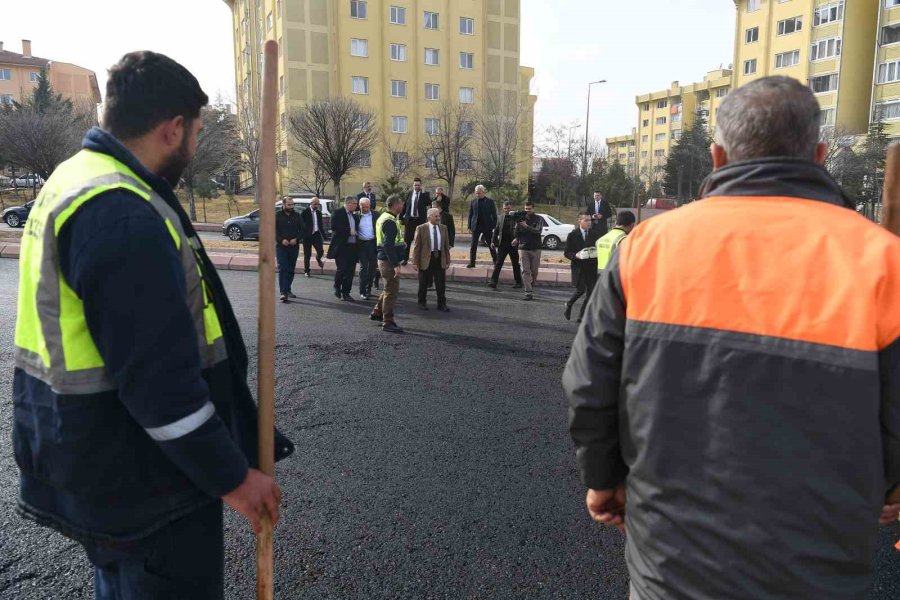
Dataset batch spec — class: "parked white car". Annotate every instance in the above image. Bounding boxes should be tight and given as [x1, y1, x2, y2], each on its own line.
[537, 213, 575, 250]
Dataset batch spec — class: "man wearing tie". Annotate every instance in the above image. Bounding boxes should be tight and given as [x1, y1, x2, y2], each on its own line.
[356, 181, 378, 212]
[401, 177, 430, 265]
[327, 196, 360, 301]
[563, 213, 600, 322]
[300, 196, 326, 277]
[587, 190, 612, 236]
[467, 184, 498, 268]
[356, 198, 380, 300]
[410, 208, 451, 312]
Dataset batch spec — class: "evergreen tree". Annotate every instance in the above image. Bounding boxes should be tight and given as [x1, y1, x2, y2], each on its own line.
[858, 116, 890, 216]
[663, 109, 713, 203]
[16, 67, 71, 114]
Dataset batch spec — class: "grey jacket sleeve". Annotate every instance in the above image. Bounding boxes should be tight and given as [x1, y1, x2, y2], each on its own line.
[563, 249, 629, 490]
[881, 337, 900, 492]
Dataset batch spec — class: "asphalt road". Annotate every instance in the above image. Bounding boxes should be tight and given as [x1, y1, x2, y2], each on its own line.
[0, 259, 898, 599]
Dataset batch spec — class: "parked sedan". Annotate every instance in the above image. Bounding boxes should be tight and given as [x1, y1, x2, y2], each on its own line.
[537, 213, 575, 250]
[3, 201, 33, 228]
[222, 198, 333, 241]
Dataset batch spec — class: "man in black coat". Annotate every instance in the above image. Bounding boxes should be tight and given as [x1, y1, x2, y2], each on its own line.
[432, 199, 455, 248]
[327, 196, 360, 301]
[401, 177, 431, 264]
[563, 213, 600, 322]
[586, 191, 612, 236]
[488, 200, 522, 288]
[299, 197, 326, 277]
[467, 184, 498, 268]
[356, 181, 378, 211]
[275, 197, 301, 302]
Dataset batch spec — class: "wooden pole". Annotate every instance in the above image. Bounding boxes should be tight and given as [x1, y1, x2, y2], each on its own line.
[256, 38, 279, 600]
[883, 146, 900, 524]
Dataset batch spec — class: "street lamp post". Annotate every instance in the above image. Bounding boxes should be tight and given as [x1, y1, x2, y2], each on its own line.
[584, 79, 606, 204]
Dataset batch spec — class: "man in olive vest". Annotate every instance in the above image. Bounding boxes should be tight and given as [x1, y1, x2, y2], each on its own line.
[372, 194, 407, 333]
[12, 51, 293, 599]
[595, 210, 636, 271]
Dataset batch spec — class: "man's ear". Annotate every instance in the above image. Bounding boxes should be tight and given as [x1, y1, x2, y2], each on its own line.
[158, 116, 186, 151]
[814, 143, 828, 165]
[711, 143, 728, 170]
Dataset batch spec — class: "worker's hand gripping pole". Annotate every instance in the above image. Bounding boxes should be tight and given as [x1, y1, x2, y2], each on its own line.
[256, 39, 279, 600]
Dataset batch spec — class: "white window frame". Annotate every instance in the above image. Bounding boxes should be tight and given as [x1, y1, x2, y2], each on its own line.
[353, 150, 372, 168]
[746, 27, 759, 44]
[392, 152, 409, 171]
[425, 152, 437, 170]
[655, 116, 667, 125]
[883, 24, 900, 47]
[814, 2, 844, 27]
[350, 0, 367, 19]
[744, 59, 757, 75]
[716, 88, 729, 98]
[460, 17, 474, 35]
[654, 149, 666, 158]
[425, 118, 439, 135]
[747, 0, 761, 12]
[390, 43, 408, 62]
[460, 52, 474, 69]
[656, 100, 667, 109]
[29, 71, 39, 82]
[459, 87, 475, 104]
[0, 95, 14, 105]
[810, 37, 842, 62]
[460, 120, 474, 137]
[389, 5, 406, 25]
[888, 0, 900, 8]
[777, 16, 803, 37]
[391, 116, 408, 134]
[425, 83, 440, 100]
[878, 60, 900, 84]
[425, 48, 439, 65]
[820, 108, 836, 127]
[351, 38, 368, 57]
[641, 135, 648, 143]
[0, 69, 11, 81]
[775, 50, 801, 69]
[809, 73, 838, 94]
[655, 133, 666, 142]
[352, 76, 369, 95]
[876, 101, 900, 121]
[671, 130, 682, 141]
[424, 11, 439, 30]
[391, 79, 407, 98]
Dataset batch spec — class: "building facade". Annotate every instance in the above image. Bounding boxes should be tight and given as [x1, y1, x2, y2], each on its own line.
[223, 0, 536, 197]
[872, 0, 900, 136]
[0, 40, 101, 109]
[604, 130, 636, 176]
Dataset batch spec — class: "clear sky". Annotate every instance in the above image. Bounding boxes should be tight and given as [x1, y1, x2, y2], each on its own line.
[1, 0, 736, 147]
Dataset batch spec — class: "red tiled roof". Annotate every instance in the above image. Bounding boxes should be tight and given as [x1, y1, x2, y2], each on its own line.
[0, 50, 50, 68]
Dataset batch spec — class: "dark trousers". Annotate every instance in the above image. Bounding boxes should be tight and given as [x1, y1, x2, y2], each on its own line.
[79, 501, 224, 600]
[334, 244, 359, 296]
[275, 243, 299, 295]
[403, 218, 425, 261]
[490, 243, 522, 284]
[469, 226, 498, 264]
[568, 268, 598, 318]
[417, 254, 447, 307]
[302, 233, 324, 273]
[358, 239, 378, 295]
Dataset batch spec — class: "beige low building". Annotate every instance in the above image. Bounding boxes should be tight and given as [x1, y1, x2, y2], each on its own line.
[0, 40, 101, 109]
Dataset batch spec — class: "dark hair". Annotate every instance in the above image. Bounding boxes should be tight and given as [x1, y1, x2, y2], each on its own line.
[344, 195, 357, 204]
[593, 191, 602, 195]
[103, 51, 208, 140]
[387, 194, 403, 209]
[503, 200, 512, 207]
[715, 76, 820, 162]
[413, 177, 422, 183]
[578, 212, 592, 220]
[616, 210, 636, 226]
[524, 201, 534, 208]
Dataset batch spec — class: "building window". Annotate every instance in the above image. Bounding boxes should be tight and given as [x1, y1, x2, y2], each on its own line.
[672, 112, 683, 123]
[0, 95, 13, 105]
[884, 24, 900, 46]
[877, 60, 900, 84]
[425, 48, 439, 65]
[279, 75, 284, 96]
[654, 149, 665, 157]
[819, 108, 836, 127]
[29, 71, 39, 82]
[267, 11, 273, 31]
[809, 73, 838, 93]
[775, 50, 801, 68]
[390, 43, 407, 61]
[391, 116, 408, 134]
[424, 11, 439, 30]
[641, 135, 648, 142]
[0, 69, 10, 81]
[277, 0, 282, 18]
[459, 87, 475, 104]
[671, 130, 682, 140]
[460, 17, 474, 35]
[392, 152, 410, 171]
[656, 100, 667, 109]
[352, 76, 369, 94]
[642, 119, 649, 127]
[460, 52, 474, 69]
[743, 59, 757, 75]
[460, 154, 474, 171]
[746, 27, 759, 44]
[280, 150, 288, 167]
[810, 38, 841, 61]
[716, 88, 729, 98]
[655, 133, 665, 141]
[425, 152, 437, 170]
[352, 150, 371, 168]
[425, 118, 439, 135]
[876, 101, 900, 121]
[461, 121, 475, 137]
[777, 16, 803, 36]
[391, 79, 407, 97]
[425, 83, 440, 100]
[352, 113, 370, 130]
[889, 0, 900, 7]
[390, 5, 406, 25]
[747, 0, 761, 12]
[642, 103, 649, 111]
[351, 38, 369, 57]
[814, 2, 844, 26]
[641, 150, 648, 158]
[350, 0, 367, 19]
[655, 116, 666, 125]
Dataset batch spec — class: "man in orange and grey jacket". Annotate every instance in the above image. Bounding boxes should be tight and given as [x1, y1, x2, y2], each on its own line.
[564, 76, 900, 600]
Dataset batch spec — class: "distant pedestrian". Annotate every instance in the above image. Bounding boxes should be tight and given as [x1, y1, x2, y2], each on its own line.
[563, 213, 600, 321]
[300, 197, 326, 277]
[411, 207, 451, 312]
[595, 210, 636, 272]
[489, 200, 523, 289]
[515, 200, 543, 301]
[357, 198, 380, 300]
[431, 198, 455, 248]
[401, 177, 430, 265]
[434, 186, 450, 213]
[372, 194, 407, 333]
[586, 190, 612, 236]
[467, 184, 498, 268]
[356, 181, 378, 211]
[275, 196, 301, 302]
[327, 196, 360, 302]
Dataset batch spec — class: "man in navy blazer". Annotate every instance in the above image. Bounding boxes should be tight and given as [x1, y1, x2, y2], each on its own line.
[327, 196, 361, 301]
[467, 184, 498, 268]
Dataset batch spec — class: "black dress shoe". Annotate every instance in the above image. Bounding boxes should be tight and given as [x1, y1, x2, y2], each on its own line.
[512, 283, 523, 289]
[563, 303, 572, 321]
[288, 292, 297, 298]
[487, 281, 497, 289]
[370, 312, 383, 321]
[317, 258, 324, 268]
[334, 289, 341, 299]
[342, 295, 356, 302]
[465, 262, 476, 268]
[437, 305, 450, 313]
[382, 322, 404, 333]
[418, 303, 429, 310]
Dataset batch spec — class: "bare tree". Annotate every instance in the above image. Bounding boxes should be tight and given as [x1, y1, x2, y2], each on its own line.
[421, 101, 475, 201]
[181, 106, 241, 221]
[287, 98, 380, 202]
[478, 92, 523, 188]
[235, 96, 263, 201]
[383, 133, 418, 182]
[290, 156, 331, 197]
[0, 103, 91, 181]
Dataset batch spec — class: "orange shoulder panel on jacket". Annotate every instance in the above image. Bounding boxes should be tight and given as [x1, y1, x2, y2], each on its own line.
[618, 196, 900, 352]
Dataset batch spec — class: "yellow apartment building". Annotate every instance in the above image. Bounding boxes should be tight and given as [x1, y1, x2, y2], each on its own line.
[223, 0, 536, 197]
[604, 130, 637, 176]
[731, 0, 878, 133]
[871, 0, 900, 136]
[634, 69, 732, 182]
[0, 40, 101, 109]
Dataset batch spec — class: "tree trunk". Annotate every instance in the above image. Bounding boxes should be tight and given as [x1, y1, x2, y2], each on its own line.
[187, 187, 197, 222]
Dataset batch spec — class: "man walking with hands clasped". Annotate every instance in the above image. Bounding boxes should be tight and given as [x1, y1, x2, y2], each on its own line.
[411, 207, 451, 312]
[276, 196, 301, 302]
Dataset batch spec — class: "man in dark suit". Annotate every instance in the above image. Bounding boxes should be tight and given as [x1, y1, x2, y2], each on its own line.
[467, 184, 498, 268]
[433, 186, 450, 213]
[488, 200, 523, 289]
[401, 177, 430, 265]
[356, 197, 380, 300]
[300, 196, 326, 277]
[432, 199, 455, 248]
[356, 181, 378, 212]
[563, 213, 600, 322]
[410, 207, 452, 312]
[586, 190, 612, 236]
[327, 196, 360, 301]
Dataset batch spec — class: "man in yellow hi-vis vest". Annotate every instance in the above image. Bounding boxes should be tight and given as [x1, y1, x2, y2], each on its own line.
[596, 210, 636, 271]
[13, 51, 293, 598]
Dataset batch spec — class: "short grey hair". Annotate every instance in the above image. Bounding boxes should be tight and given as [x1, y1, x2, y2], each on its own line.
[427, 207, 441, 219]
[359, 198, 371, 208]
[715, 76, 821, 162]
[475, 184, 486, 193]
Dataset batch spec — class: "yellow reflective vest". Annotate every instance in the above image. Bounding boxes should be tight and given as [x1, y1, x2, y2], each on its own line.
[595, 227, 628, 272]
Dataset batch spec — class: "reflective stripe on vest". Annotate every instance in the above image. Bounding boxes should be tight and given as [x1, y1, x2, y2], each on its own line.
[14, 149, 227, 395]
[376, 212, 404, 246]
[596, 228, 628, 271]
